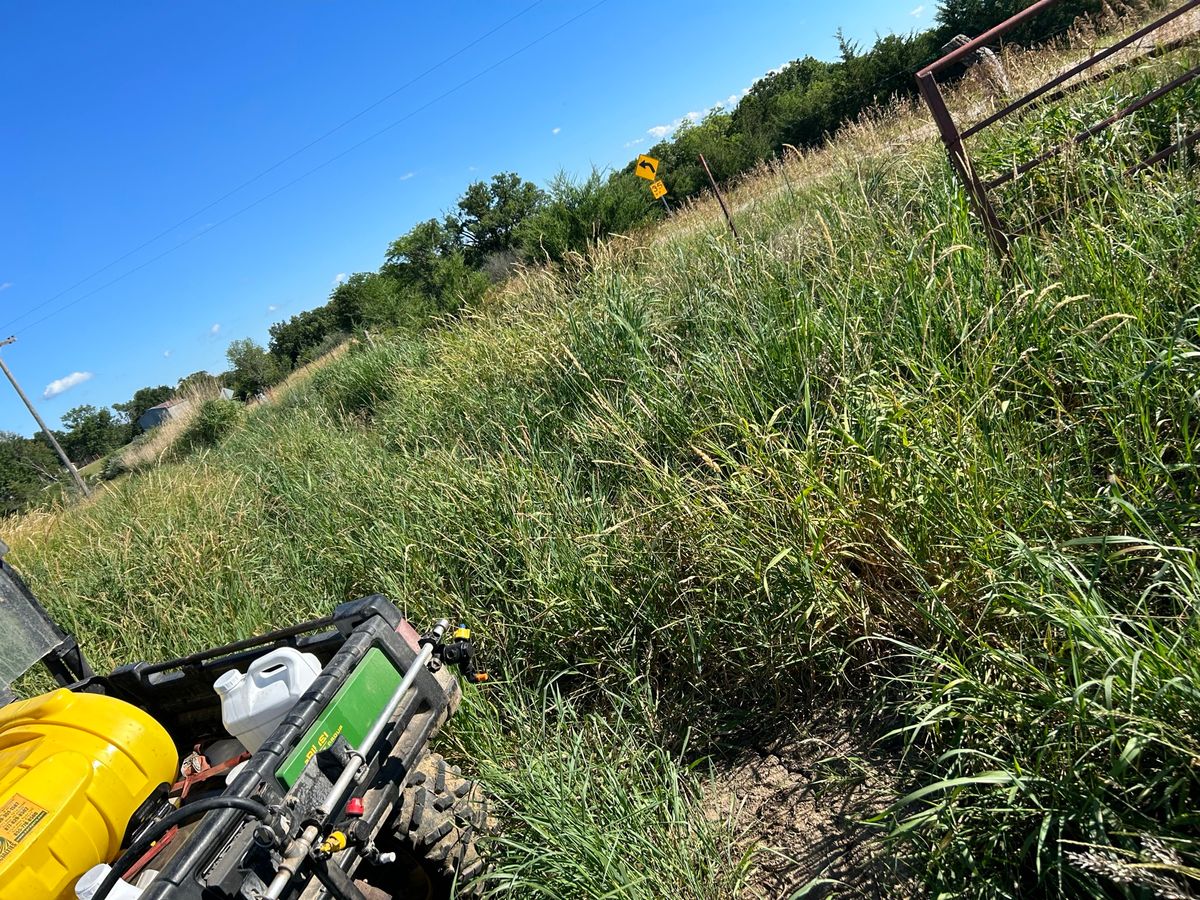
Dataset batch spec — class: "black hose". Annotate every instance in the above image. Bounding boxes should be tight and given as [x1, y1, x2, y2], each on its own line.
[90, 795, 271, 900]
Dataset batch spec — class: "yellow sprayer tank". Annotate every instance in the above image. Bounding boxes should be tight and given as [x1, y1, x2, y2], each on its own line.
[0, 688, 177, 900]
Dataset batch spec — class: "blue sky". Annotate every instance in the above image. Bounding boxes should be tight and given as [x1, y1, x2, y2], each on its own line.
[1, 0, 932, 434]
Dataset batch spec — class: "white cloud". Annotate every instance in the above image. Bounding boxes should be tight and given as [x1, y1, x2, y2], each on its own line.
[648, 109, 705, 141]
[267, 304, 279, 312]
[624, 138, 645, 148]
[399, 172, 415, 181]
[210, 323, 221, 336]
[551, 126, 561, 135]
[333, 273, 348, 285]
[43, 371, 92, 399]
[0, 282, 11, 292]
[910, 4, 925, 14]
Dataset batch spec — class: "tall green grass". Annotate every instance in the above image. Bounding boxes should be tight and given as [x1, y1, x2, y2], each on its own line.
[8, 40, 1200, 898]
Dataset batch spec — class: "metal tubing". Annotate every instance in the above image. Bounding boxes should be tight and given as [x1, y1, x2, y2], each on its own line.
[960, 0, 1200, 139]
[1032, 31, 1200, 111]
[262, 622, 447, 900]
[985, 61, 1200, 189]
[263, 824, 319, 900]
[1127, 123, 1200, 173]
[919, 0, 1062, 76]
[917, 71, 1010, 252]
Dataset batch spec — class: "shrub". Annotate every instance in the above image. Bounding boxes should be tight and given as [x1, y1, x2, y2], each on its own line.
[100, 452, 129, 481]
[307, 341, 417, 421]
[174, 399, 244, 455]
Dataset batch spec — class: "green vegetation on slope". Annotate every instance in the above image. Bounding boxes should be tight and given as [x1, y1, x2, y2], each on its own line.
[0, 0, 1109, 520]
[9, 33, 1200, 899]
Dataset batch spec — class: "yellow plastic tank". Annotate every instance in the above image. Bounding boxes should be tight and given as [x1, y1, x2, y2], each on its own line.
[0, 689, 178, 900]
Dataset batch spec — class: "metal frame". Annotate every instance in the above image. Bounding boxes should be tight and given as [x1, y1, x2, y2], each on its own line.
[7, 570, 462, 900]
[122, 598, 462, 900]
[916, 0, 1200, 252]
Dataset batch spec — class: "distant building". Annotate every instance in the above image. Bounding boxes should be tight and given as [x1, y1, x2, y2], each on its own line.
[137, 398, 189, 432]
[136, 389, 235, 432]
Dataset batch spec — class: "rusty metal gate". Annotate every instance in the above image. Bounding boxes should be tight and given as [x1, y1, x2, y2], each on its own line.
[916, 0, 1200, 252]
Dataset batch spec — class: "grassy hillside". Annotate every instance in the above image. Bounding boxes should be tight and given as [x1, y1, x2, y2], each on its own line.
[8, 27, 1200, 899]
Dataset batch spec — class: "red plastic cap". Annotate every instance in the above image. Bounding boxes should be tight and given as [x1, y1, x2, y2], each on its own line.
[345, 797, 365, 817]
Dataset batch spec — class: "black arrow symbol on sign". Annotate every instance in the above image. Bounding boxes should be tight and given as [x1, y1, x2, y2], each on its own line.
[638, 160, 655, 173]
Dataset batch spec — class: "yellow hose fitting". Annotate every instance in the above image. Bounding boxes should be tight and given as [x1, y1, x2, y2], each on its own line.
[319, 831, 347, 855]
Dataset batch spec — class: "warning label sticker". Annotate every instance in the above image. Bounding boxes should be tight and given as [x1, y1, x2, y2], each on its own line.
[0, 794, 47, 862]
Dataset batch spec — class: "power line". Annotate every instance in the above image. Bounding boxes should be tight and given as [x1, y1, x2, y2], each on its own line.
[14, 0, 613, 335]
[0, 0, 550, 334]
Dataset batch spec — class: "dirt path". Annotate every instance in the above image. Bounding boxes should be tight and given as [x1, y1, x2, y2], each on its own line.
[704, 707, 910, 899]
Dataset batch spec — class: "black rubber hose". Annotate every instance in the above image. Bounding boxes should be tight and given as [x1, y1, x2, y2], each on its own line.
[90, 795, 271, 900]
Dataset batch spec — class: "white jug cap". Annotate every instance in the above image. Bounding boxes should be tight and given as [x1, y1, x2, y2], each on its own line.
[76, 864, 108, 894]
[213, 669, 243, 695]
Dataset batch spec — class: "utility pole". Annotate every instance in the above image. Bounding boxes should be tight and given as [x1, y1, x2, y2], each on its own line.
[0, 337, 91, 498]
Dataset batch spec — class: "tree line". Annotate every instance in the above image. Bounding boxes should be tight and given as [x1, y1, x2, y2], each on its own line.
[1, 0, 1102, 514]
[253, 0, 1102, 372]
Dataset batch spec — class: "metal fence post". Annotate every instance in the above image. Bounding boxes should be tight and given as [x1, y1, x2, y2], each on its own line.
[917, 72, 1010, 253]
[698, 154, 739, 241]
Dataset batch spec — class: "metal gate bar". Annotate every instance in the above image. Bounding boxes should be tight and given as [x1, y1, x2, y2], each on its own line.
[957, 0, 1200, 139]
[916, 0, 1200, 252]
[985, 61, 1200, 189]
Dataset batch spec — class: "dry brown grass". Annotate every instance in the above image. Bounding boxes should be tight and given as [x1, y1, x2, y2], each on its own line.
[114, 380, 227, 472]
[251, 339, 351, 406]
[657, 0, 1200, 239]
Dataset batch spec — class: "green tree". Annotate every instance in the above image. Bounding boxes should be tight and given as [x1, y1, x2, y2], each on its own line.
[651, 112, 747, 198]
[328, 272, 403, 332]
[384, 219, 488, 319]
[384, 219, 458, 295]
[113, 384, 173, 433]
[448, 172, 545, 266]
[422, 252, 489, 317]
[269, 306, 338, 369]
[0, 432, 61, 515]
[225, 339, 282, 400]
[935, 0, 1100, 44]
[59, 405, 123, 464]
[518, 169, 657, 263]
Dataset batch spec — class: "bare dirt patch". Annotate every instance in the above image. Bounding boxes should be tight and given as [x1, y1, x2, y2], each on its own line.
[704, 706, 911, 899]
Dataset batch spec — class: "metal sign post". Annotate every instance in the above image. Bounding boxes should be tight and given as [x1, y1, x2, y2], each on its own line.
[650, 178, 671, 215]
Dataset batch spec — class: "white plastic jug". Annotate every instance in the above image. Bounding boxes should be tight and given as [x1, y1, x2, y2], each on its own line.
[76, 864, 143, 899]
[213, 647, 322, 753]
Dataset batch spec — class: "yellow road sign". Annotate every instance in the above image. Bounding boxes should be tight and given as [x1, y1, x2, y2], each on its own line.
[650, 179, 668, 199]
[635, 155, 659, 180]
